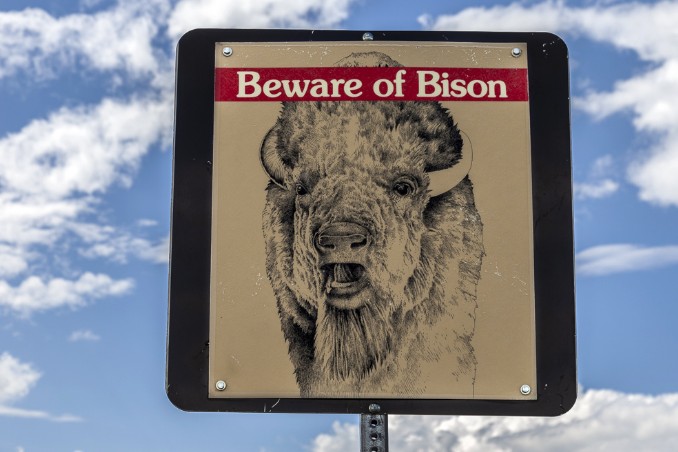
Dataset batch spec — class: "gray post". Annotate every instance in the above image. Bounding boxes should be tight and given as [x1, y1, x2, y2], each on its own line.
[360, 404, 388, 452]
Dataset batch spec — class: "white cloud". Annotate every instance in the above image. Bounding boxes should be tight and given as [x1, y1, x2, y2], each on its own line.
[68, 329, 101, 342]
[579, 58, 678, 207]
[0, 244, 30, 279]
[628, 128, 678, 207]
[577, 243, 678, 276]
[167, 0, 356, 39]
[0, 0, 170, 80]
[312, 421, 359, 451]
[419, 0, 678, 61]
[419, 1, 568, 32]
[0, 352, 80, 421]
[0, 352, 40, 405]
[574, 155, 619, 200]
[0, 92, 172, 255]
[0, 405, 82, 422]
[0, 95, 171, 199]
[310, 389, 678, 451]
[0, 92, 171, 315]
[574, 179, 618, 200]
[422, 1, 678, 207]
[0, 273, 133, 317]
[76, 227, 170, 264]
[128, 235, 170, 264]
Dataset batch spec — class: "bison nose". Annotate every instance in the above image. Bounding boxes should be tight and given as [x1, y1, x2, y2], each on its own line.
[314, 222, 371, 256]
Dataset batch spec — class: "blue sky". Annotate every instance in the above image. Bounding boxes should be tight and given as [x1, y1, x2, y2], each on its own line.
[1, 0, 678, 450]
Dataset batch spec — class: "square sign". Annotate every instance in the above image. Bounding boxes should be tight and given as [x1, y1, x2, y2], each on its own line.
[167, 30, 576, 416]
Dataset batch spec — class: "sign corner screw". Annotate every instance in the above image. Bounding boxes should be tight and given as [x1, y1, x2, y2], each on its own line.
[520, 384, 531, 395]
[222, 47, 233, 57]
[511, 47, 522, 58]
[216, 380, 227, 391]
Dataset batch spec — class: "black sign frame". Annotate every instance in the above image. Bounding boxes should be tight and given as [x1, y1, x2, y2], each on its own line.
[167, 29, 576, 416]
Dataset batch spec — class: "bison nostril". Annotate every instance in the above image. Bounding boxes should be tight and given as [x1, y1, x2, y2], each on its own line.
[316, 234, 336, 251]
[350, 236, 368, 249]
[316, 234, 367, 251]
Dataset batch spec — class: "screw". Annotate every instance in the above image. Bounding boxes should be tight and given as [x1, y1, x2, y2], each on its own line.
[362, 32, 374, 41]
[368, 403, 381, 413]
[216, 380, 227, 391]
[222, 47, 233, 57]
[511, 47, 522, 58]
[520, 384, 532, 395]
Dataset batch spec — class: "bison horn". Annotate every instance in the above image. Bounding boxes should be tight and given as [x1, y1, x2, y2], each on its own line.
[260, 125, 289, 189]
[426, 130, 474, 197]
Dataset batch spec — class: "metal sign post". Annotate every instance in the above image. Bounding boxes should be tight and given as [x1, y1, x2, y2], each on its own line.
[360, 404, 388, 452]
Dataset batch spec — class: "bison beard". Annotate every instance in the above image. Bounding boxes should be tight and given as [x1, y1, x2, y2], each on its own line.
[315, 299, 392, 382]
[260, 52, 484, 397]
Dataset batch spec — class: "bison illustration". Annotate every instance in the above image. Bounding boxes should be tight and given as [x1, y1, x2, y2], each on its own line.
[261, 52, 484, 396]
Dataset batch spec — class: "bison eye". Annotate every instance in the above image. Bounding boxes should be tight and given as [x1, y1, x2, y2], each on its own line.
[392, 177, 417, 197]
[295, 183, 309, 196]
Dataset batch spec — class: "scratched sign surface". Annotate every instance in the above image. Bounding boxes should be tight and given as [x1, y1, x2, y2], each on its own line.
[208, 42, 536, 400]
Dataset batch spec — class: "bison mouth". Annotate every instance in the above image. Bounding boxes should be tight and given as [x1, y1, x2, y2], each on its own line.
[321, 263, 368, 307]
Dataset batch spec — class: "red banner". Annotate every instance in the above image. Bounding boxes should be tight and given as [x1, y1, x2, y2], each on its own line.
[215, 67, 528, 102]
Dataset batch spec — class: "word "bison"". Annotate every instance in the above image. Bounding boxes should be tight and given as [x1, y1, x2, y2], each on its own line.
[261, 52, 484, 397]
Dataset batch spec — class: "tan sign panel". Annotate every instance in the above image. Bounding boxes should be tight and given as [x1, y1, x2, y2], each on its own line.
[167, 30, 575, 416]
[209, 42, 535, 400]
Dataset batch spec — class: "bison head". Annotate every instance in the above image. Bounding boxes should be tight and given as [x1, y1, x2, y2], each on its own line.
[261, 53, 482, 394]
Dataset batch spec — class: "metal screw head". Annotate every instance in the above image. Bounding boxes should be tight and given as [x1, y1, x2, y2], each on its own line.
[222, 47, 233, 57]
[511, 47, 522, 58]
[362, 32, 374, 41]
[520, 384, 532, 395]
[368, 403, 381, 413]
[216, 380, 227, 391]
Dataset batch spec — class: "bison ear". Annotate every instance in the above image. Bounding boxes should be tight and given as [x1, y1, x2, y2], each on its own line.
[260, 124, 289, 189]
[427, 130, 473, 197]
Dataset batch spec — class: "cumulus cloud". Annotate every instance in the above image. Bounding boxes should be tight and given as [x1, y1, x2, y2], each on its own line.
[0, 1, 172, 282]
[310, 389, 678, 451]
[0, 352, 80, 421]
[0, 273, 133, 317]
[73, 223, 170, 264]
[421, 0, 678, 207]
[0, 352, 40, 405]
[0, 93, 169, 315]
[0, 10, 174, 310]
[312, 421, 359, 451]
[167, 0, 356, 40]
[79, 235, 169, 264]
[577, 243, 678, 276]
[0, 92, 172, 256]
[0, 0, 169, 80]
[0, 95, 172, 199]
[0, 244, 30, 279]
